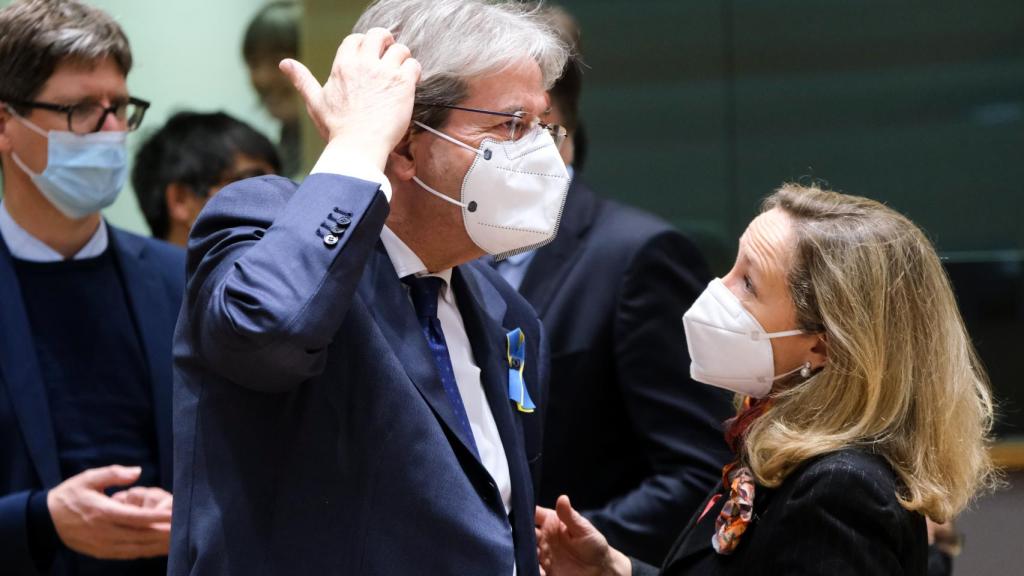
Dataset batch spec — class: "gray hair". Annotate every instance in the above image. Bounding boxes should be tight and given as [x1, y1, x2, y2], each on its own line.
[354, 0, 569, 129]
[0, 0, 132, 111]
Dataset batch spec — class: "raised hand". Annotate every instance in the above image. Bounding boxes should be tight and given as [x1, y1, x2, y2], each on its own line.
[47, 465, 172, 559]
[279, 27, 421, 171]
[535, 495, 632, 576]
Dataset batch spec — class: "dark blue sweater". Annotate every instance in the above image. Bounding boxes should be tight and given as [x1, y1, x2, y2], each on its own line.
[13, 248, 164, 576]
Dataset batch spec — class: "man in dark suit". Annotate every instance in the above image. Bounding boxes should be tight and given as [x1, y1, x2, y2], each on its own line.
[502, 7, 735, 566]
[0, 1, 181, 574]
[169, 1, 570, 574]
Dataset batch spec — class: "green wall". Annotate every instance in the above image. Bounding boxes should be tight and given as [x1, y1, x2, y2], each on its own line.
[559, 0, 1024, 435]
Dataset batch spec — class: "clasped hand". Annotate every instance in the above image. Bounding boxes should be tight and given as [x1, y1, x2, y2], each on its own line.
[48, 465, 172, 560]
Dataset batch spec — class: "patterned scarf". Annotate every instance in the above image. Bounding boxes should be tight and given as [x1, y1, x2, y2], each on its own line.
[710, 397, 773, 555]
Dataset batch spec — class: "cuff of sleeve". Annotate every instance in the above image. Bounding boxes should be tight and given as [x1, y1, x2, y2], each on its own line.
[310, 142, 393, 202]
[28, 490, 58, 572]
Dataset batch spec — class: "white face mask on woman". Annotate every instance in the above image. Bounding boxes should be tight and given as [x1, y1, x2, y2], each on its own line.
[682, 278, 810, 398]
[411, 121, 570, 260]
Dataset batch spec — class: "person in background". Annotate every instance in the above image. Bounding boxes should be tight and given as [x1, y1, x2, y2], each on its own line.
[493, 6, 733, 565]
[0, 0, 183, 574]
[132, 111, 280, 246]
[243, 0, 302, 176]
[536, 184, 996, 576]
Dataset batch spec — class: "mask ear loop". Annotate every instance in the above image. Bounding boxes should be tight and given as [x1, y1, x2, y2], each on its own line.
[411, 175, 477, 213]
[410, 121, 488, 213]
[773, 361, 812, 382]
[4, 105, 49, 137]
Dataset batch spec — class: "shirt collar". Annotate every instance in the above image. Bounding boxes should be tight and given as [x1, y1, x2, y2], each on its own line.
[0, 200, 108, 262]
[379, 225, 453, 288]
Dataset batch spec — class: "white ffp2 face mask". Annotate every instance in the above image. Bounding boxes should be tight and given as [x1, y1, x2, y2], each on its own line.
[682, 278, 808, 398]
[412, 121, 570, 260]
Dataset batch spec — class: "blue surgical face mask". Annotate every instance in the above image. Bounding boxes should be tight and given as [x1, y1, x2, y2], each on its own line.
[8, 110, 127, 219]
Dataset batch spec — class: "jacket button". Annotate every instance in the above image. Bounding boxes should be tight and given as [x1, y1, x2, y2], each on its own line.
[330, 225, 348, 235]
[509, 358, 522, 370]
[335, 215, 352, 226]
[323, 234, 339, 247]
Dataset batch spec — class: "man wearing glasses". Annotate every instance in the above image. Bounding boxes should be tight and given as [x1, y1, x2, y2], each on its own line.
[0, 1, 180, 575]
[170, 1, 567, 574]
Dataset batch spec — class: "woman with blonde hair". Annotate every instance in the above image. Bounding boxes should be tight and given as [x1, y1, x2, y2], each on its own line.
[536, 184, 995, 575]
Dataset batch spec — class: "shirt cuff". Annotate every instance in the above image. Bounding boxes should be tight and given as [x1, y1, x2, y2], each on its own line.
[310, 143, 393, 202]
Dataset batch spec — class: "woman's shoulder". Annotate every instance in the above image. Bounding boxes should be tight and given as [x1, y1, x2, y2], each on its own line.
[750, 448, 928, 574]
[771, 447, 917, 522]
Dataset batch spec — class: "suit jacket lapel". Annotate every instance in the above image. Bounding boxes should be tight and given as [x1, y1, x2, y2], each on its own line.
[109, 228, 176, 490]
[357, 243, 483, 466]
[452, 266, 530, 510]
[0, 238, 62, 486]
[518, 178, 600, 316]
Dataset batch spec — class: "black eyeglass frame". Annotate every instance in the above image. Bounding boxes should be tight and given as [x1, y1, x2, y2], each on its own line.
[3, 96, 151, 134]
[416, 103, 567, 147]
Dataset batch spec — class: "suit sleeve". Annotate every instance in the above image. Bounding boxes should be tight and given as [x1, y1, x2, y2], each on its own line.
[584, 230, 735, 563]
[182, 174, 389, 393]
[0, 490, 45, 575]
[768, 460, 916, 575]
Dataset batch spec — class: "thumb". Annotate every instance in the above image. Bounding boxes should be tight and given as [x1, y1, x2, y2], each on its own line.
[555, 495, 591, 538]
[279, 58, 321, 105]
[79, 465, 142, 490]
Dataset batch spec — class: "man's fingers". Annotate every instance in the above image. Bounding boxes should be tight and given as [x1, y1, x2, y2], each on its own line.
[79, 465, 142, 490]
[555, 495, 589, 538]
[279, 59, 321, 104]
[399, 57, 422, 85]
[105, 531, 171, 560]
[337, 32, 365, 67]
[101, 498, 173, 527]
[535, 505, 556, 527]
[381, 42, 412, 68]
[141, 487, 171, 509]
[360, 27, 395, 59]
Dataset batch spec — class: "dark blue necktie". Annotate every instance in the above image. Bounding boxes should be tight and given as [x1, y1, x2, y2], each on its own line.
[403, 275, 479, 457]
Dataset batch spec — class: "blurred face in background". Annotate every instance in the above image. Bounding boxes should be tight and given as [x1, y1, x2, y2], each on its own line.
[246, 54, 299, 125]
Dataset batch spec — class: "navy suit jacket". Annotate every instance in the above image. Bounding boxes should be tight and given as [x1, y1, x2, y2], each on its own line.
[170, 174, 548, 575]
[523, 178, 734, 565]
[0, 226, 183, 575]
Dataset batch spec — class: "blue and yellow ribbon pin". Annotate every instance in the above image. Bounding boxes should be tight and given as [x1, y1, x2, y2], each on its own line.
[506, 328, 535, 413]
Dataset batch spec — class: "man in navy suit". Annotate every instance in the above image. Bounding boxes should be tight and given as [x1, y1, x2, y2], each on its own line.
[0, 1, 181, 574]
[169, 1, 570, 574]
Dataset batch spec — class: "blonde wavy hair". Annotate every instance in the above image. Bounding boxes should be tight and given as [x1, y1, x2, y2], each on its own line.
[742, 183, 996, 522]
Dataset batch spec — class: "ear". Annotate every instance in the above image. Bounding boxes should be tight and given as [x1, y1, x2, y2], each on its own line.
[165, 183, 203, 227]
[385, 128, 417, 182]
[808, 332, 829, 370]
[0, 106, 12, 154]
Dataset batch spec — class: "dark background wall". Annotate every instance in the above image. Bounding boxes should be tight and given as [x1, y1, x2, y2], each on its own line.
[558, 0, 1024, 439]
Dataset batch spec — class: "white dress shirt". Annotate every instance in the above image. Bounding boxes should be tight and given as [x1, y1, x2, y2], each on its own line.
[0, 200, 108, 262]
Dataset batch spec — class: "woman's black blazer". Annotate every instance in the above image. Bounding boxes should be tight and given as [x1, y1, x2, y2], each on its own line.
[634, 449, 928, 576]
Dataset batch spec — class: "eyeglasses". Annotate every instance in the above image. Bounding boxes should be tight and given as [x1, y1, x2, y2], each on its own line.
[417, 103, 567, 148]
[3, 97, 150, 134]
